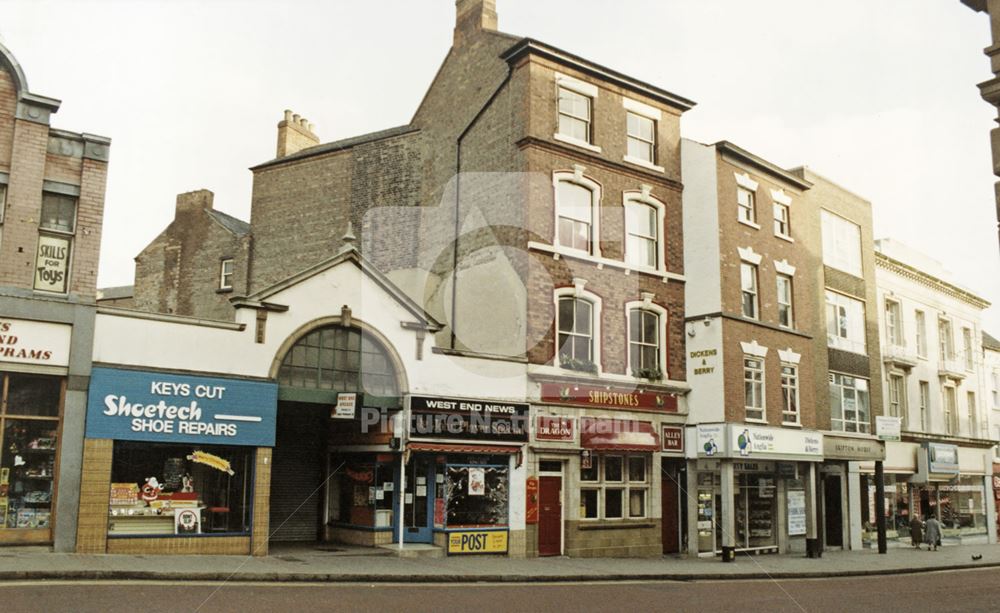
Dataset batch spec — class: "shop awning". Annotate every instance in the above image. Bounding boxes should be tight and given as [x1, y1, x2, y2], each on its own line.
[407, 442, 521, 454]
[580, 418, 660, 451]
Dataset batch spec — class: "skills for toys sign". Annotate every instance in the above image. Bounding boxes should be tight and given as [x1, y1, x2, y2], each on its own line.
[85, 367, 278, 446]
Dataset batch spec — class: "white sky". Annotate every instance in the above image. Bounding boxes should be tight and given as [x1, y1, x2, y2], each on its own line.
[2, 0, 999, 332]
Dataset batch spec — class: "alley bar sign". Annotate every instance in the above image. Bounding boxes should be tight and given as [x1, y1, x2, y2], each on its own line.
[540, 383, 678, 412]
[85, 367, 278, 446]
[409, 395, 529, 442]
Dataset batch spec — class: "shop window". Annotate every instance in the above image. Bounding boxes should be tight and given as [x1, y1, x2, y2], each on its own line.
[829, 372, 870, 433]
[108, 442, 254, 536]
[328, 454, 395, 529]
[445, 461, 509, 528]
[277, 325, 400, 400]
[0, 372, 62, 532]
[939, 477, 987, 536]
[579, 454, 648, 521]
[735, 474, 777, 550]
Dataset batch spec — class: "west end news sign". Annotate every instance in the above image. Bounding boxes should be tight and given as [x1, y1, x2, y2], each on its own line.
[85, 367, 278, 447]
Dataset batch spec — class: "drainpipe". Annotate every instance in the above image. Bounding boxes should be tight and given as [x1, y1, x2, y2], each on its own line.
[450, 65, 513, 349]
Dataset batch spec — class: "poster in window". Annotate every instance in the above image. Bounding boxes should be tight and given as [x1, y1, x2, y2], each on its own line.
[468, 467, 486, 496]
[174, 508, 201, 535]
[33, 234, 71, 294]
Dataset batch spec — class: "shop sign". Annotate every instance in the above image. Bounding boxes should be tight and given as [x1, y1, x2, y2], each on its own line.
[332, 392, 357, 419]
[729, 425, 822, 460]
[732, 461, 775, 473]
[689, 348, 718, 375]
[33, 234, 71, 294]
[535, 415, 574, 442]
[447, 530, 508, 555]
[926, 443, 959, 475]
[823, 436, 885, 461]
[539, 382, 678, 412]
[696, 424, 726, 457]
[0, 317, 71, 367]
[85, 367, 278, 447]
[409, 395, 529, 443]
[662, 425, 684, 453]
[876, 416, 901, 442]
[787, 490, 806, 536]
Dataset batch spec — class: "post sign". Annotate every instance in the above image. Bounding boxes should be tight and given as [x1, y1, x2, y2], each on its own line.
[876, 416, 901, 442]
[535, 416, 575, 442]
[540, 382, 678, 412]
[409, 395, 529, 442]
[85, 367, 278, 447]
[332, 392, 357, 419]
[0, 318, 71, 367]
[33, 234, 71, 294]
[447, 530, 509, 555]
[662, 425, 684, 453]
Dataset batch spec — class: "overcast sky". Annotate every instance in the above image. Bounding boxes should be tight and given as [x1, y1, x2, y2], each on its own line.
[2, 0, 999, 332]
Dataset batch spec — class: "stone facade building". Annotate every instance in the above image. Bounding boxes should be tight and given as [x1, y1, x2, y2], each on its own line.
[0, 41, 111, 551]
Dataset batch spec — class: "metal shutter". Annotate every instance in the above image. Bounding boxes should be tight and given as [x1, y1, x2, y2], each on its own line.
[268, 402, 325, 542]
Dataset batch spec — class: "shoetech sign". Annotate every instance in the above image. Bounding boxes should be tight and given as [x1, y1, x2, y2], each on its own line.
[85, 367, 277, 446]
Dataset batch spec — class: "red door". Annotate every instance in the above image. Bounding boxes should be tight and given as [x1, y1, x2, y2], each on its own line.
[661, 470, 680, 554]
[538, 476, 562, 556]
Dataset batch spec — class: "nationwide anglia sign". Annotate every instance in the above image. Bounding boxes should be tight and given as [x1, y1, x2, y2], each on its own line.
[85, 367, 278, 447]
[409, 395, 529, 442]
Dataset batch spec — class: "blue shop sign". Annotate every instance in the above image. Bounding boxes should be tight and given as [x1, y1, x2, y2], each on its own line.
[86, 367, 277, 447]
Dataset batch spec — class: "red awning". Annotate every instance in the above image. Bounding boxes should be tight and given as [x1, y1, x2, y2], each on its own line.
[580, 418, 660, 451]
[407, 442, 521, 455]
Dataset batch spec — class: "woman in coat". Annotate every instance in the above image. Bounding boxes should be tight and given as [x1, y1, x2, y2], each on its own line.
[909, 514, 923, 548]
[924, 515, 942, 551]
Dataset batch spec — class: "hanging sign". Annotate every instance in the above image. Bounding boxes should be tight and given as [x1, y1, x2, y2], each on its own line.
[876, 416, 901, 442]
[332, 393, 357, 420]
[662, 426, 684, 453]
[85, 367, 278, 446]
[33, 234, 71, 294]
[0, 318, 72, 367]
[535, 416, 574, 442]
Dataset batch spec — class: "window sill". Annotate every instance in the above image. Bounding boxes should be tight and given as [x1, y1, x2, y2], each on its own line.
[216, 287, 234, 294]
[527, 241, 685, 283]
[622, 155, 665, 173]
[737, 219, 761, 230]
[775, 233, 794, 243]
[553, 133, 602, 153]
[744, 418, 768, 425]
[781, 421, 802, 428]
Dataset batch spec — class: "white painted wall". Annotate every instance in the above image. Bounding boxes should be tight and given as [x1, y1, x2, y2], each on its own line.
[681, 138, 722, 316]
[684, 315, 725, 424]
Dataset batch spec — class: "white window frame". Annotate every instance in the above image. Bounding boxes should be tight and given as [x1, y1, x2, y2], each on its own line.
[919, 380, 930, 432]
[622, 98, 664, 172]
[915, 310, 927, 358]
[962, 327, 974, 371]
[825, 290, 867, 354]
[991, 370, 999, 409]
[39, 190, 79, 236]
[625, 298, 668, 379]
[967, 391, 978, 438]
[885, 299, 903, 347]
[737, 187, 757, 226]
[887, 372, 907, 428]
[623, 189, 666, 272]
[554, 73, 601, 153]
[579, 454, 649, 521]
[744, 355, 766, 422]
[777, 273, 794, 329]
[820, 209, 862, 277]
[830, 372, 871, 434]
[0, 181, 7, 224]
[553, 169, 602, 257]
[626, 112, 655, 164]
[943, 385, 957, 435]
[219, 258, 234, 290]
[780, 363, 800, 425]
[938, 318, 954, 362]
[773, 202, 790, 238]
[553, 285, 602, 374]
[740, 262, 759, 320]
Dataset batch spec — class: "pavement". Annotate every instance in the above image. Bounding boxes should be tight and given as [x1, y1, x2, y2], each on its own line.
[0, 542, 998, 583]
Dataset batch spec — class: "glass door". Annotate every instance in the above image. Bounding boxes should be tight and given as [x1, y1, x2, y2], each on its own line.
[400, 456, 434, 543]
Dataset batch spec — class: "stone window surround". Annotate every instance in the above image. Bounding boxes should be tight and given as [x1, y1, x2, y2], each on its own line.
[624, 293, 668, 380]
[622, 185, 667, 273]
[554, 72, 602, 153]
[622, 97, 665, 173]
[553, 166, 603, 259]
[553, 281, 603, 374]
[742, 340, 768, 423]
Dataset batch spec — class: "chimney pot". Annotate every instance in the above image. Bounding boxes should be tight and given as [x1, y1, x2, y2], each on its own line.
[454, 0, 498, 46]
[276, 109, 321, 158]
[283, 109, 293, 122]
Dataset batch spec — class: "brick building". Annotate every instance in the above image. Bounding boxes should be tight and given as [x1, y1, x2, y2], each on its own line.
[0, 41, 111, 550]
[121, 0, 694, 557]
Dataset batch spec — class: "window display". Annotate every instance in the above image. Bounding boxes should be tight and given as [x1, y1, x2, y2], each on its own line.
[328, 454, 395, 528]
[939, 477, 986, 536]
[735, 474, 776, 550]
[0, 372, 62, 533]
[578, 454, 649, 521]
[108, 442, 253, 536]
[445, 458, 508, 528]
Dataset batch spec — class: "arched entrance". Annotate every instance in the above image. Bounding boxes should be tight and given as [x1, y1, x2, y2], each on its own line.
[268, 322, 403, 546]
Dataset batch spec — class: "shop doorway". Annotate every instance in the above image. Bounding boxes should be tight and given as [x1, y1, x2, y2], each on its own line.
[538, 474, 562, 556]
[400, 456, 434, 543]
[661, 462, 681, 554]
[823, 475, 843, 548]
[269, 402, 326, 542]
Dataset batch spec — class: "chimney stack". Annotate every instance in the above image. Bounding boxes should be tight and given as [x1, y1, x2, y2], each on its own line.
[276, 109, 320, 158]
[454, 0, 497, 46]
[175, 189, 214, 217]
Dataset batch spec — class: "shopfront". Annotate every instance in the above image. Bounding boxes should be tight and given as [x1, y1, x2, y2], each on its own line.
[862, 440, 995, 546]
[406, 395, 528, 555]
[0, 317, 72, 546]
[529, 382, 678, 558]
[689, 423, 823, 558]
[77, 367, 277, 554]
[821, 434, 884, 551]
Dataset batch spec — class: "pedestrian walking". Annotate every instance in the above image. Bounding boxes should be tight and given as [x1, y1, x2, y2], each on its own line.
[909, 515, 923, 549]
[924, 515, 942, 551]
